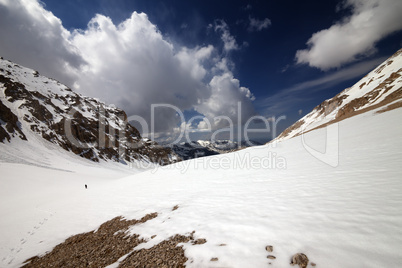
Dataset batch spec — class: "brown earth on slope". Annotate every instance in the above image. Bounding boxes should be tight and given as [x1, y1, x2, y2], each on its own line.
[22, 213, 158, 268]
[306, 86, 402, 135]
[276, 91, 348, 140]
[119, 234, 195, 267]
[335, 69, 401, 121]
[22, 211, 206, 268]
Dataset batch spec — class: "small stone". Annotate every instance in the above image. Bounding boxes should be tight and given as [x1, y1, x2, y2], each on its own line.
[265, 245, 273, 252]
[192, 238, 207, 245]
[290, 253, 309, 268]
[210, 257, 219, 261]
[311, 262, 316, 267]
[151, 235, 156, 239]
[219, 244, 227, 246]
[172, 205, 179, 211]
[267, 255, 276, 259]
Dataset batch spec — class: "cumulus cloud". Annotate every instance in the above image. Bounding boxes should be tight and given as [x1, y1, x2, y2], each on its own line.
[0, 0, 85, 86]
[248, 17, 271, 32]
[0, 0, 256, 137]
[296, 0, 402, 70]
[196, 68, 256, 130]
[70, 12, 211, 133]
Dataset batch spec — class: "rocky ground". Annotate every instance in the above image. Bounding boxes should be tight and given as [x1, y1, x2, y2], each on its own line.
[21, 208, 208, 268]
[21, 206, 314, 268]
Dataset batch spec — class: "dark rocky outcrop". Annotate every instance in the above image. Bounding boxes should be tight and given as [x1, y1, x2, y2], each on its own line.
[0, 98, 26, 142]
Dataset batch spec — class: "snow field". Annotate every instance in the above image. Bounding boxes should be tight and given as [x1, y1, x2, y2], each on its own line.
[1, 108, 402, 267]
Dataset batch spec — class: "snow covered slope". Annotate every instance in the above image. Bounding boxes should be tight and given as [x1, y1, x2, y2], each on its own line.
[1, 103, 401, 267]
[274, 48, 402, 142]
[0, 58, 179, 165]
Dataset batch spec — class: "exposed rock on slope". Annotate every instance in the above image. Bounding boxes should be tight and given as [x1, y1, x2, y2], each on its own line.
[0, 97, 26, 142]
[273, 48, 402, 143]
[23, 212, 206, 268]
[0, 59, 179, 165]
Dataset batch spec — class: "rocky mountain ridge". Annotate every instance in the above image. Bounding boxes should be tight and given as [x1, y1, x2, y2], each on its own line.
[0, 57, 179, 165]
[165, 140, 262, 160]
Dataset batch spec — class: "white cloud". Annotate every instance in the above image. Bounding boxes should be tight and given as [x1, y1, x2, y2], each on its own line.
[176, 45, 214, 81]
[0, 0, 256, 136]
[214, 20, 240, 52]
[196, 70, 256, 130]
[70, 12, 211, 133]
[296, 0, 402, 70]
[248, 17, 271, 32]
[0, 0, 85, 86]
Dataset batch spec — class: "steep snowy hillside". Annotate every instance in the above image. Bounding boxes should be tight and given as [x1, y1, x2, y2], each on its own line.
[1, 104, 401, 268]
[274, 48, 402, 142]
[0, 58, 179, 165]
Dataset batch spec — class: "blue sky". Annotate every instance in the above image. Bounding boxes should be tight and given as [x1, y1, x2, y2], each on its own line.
[1, 0, 401, 142]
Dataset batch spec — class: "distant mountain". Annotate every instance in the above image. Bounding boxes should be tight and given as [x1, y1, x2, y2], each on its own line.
[0, 58, 180, 165]
[165, 140, 262, 160]
[272, 48, 402, 143]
